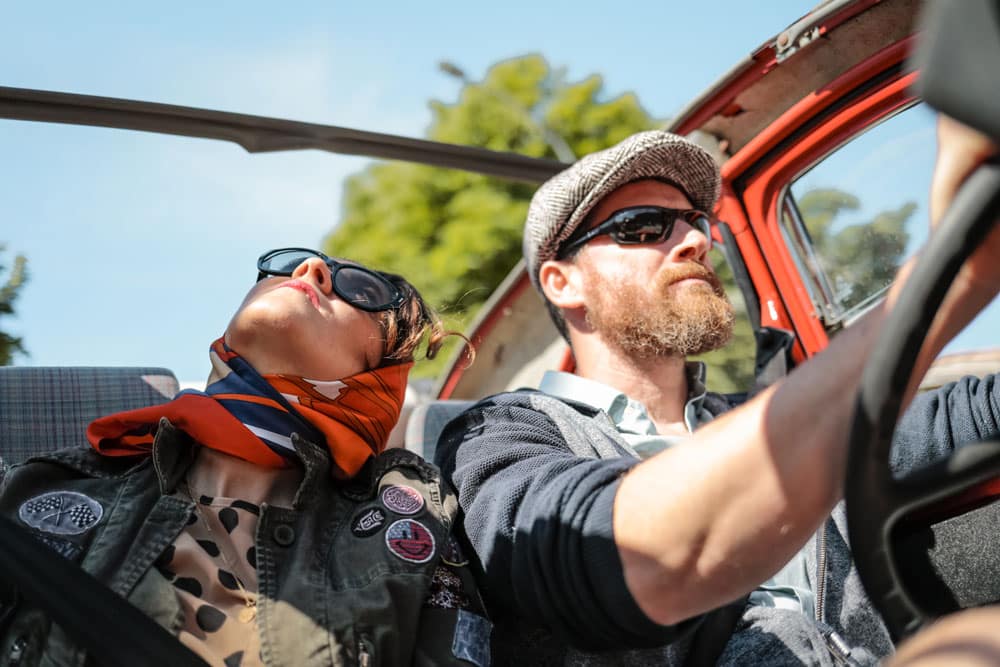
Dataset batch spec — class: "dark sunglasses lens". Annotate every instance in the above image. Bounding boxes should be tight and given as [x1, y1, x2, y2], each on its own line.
[334, 267, 398, 310]
[261, 250, 319, 275]
[687, 212, 713, 243]
[612, 210, 671, 244]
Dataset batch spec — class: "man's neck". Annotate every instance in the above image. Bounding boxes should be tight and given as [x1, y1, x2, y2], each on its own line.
[574, 344, 690, 436]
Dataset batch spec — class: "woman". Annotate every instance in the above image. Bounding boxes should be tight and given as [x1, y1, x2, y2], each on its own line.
[0, 249, 488, 666]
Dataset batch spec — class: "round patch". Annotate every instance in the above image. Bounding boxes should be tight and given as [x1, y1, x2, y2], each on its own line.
[385, 519, 436, 564]
[19, 491, 103, 535]
[442, 536, 469, 567]
[381, 485, 424, 515]
[351, 507, 387, 537]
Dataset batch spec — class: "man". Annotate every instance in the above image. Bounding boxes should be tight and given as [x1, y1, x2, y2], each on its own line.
[436, 124, 1000, 665]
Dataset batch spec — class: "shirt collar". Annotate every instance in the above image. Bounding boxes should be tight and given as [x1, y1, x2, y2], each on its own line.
[538, 361, 712, 436]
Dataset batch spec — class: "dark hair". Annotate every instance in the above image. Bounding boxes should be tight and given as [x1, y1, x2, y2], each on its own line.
[376, 271, 473, 365]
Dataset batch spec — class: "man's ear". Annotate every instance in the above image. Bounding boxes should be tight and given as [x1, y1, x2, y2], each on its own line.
[539, 259, 586, 310]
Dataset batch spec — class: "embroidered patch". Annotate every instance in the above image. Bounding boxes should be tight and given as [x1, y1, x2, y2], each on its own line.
[385, 519, 435, 563]
[19, 491, 103, 535]
[442, 536, 469, 567]
[425, 565, 470, 610]
[452, 610, 492, 667]
[351, 507, 387, 537]
[381, 484, 424, 515]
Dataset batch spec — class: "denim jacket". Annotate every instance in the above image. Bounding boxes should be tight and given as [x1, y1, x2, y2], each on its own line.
[0, 419, 490, 666]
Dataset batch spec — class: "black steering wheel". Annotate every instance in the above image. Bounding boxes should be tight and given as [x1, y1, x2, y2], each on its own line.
[845, 159, 1000, 640]
[846, 0, 1000, 641]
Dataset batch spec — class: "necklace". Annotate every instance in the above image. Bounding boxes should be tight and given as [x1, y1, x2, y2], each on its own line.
[183, 481, 258, 624]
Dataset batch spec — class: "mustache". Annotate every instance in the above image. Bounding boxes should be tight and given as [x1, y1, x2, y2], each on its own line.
[655, 262, 726, 297]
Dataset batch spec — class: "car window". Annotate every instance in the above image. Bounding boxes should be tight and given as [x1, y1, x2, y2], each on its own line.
[780, 103, 1000, 364]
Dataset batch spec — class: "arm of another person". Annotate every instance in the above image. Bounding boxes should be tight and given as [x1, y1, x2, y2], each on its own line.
[613, 118, 1000, 626]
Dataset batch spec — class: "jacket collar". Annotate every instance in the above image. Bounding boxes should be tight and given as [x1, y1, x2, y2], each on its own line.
[538, 361, 713, 436]
[151, 419, 331, 508]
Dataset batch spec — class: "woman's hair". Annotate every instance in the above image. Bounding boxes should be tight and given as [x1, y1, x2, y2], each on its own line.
[376, 271, 472, 365]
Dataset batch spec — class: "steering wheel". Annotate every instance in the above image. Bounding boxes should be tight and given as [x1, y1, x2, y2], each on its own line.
[845, 159, 1000, 640]
[845, 0, 1000, 642]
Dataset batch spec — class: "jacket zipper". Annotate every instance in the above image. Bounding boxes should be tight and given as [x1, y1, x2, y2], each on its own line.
[814, 519, 828, 623]
[814, 518, 862, 666]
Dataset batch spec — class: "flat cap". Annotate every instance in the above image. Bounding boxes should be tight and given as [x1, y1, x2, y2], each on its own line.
[523, 130, 721, 291]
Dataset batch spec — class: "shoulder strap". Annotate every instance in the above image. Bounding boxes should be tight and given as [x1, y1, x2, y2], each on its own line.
[684, 596, 748, 666]
[0, 515, 207, 667]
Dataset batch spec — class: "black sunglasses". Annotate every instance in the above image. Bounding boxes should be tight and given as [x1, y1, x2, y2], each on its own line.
[557, 206, 713, 259]
[256, 248, 405, 312]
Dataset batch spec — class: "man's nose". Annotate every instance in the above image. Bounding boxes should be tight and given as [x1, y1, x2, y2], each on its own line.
[668, 223, 711, 263]
[290, 257, 334, 296]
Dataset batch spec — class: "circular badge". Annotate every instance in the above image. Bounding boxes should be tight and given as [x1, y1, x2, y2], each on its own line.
[381, 484, 424, 515]
[385, 519, 436, 564]
[351, 506, 387, 537]
[19, 491, 103, 535]
[442, 536, 469, 567]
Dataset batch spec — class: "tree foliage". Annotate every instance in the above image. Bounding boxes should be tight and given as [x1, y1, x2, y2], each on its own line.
[0, 245, 28, 366]
[324, 55, 657, 376]
[325, 55, 913, 393]
[796, 188, 914, 317]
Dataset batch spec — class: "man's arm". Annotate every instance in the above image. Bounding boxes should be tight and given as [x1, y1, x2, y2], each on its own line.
[891, 374, 1000, 475]
[613, 119, 1000, 626]
[437, 394, 700, 650]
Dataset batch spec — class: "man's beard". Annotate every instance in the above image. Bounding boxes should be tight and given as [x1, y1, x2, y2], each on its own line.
[583, 261, 735, 360]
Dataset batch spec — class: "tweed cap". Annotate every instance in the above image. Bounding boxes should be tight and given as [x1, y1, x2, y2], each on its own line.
[523, 130, 721, 291]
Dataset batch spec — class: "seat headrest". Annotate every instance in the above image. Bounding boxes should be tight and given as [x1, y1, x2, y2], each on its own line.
[0, 366, 178, 465]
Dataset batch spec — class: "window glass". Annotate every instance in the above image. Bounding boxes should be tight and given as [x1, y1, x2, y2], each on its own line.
[785, 103, 935, 326]
[782, 103, 999, 382]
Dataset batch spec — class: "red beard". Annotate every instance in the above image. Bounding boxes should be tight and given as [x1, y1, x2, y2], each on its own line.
[584, 261, 735, 360]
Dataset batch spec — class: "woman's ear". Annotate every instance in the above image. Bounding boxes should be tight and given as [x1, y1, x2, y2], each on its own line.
[539, 259, 586, 310]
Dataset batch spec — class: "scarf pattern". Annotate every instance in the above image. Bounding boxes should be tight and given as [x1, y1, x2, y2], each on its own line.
[87, 338, 410, 479]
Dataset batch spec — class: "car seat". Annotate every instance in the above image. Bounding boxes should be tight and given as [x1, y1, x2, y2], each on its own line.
[0, 366, 179, 468]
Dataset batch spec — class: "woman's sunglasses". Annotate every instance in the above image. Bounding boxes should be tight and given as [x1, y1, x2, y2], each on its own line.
[556, 206, 713, 259]
[256, 248, 405, 312]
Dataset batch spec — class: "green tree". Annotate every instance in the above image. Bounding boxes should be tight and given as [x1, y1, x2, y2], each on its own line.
[796, 188, 914, 316]
[324, 54, 657, 377]
[0, 245, 28, 365]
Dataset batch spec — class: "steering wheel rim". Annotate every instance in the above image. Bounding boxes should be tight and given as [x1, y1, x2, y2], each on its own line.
[845, 159, 1000, 640]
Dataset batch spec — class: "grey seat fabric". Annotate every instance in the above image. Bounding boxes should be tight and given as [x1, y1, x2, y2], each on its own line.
[404, 400, 474, 462]
[0, 366, 179, 466]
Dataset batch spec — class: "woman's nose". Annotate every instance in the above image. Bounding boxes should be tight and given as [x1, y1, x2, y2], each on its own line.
[290, 257, 334, 296]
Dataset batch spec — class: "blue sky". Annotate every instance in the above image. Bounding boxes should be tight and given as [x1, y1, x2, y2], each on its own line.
[5, 1, 991, 385]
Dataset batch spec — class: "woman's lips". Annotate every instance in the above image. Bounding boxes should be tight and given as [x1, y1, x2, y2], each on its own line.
[281, 280, 321, 309]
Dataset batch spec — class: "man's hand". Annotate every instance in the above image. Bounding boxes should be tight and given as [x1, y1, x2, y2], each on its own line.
[929, 115, 1000, 290]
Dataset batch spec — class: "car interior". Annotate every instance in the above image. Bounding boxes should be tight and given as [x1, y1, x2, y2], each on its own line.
[0, 0, 998, 663]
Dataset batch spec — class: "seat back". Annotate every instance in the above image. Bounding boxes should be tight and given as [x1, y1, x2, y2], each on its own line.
[404, 400, 474, 463]
[0, 366, 179, 466]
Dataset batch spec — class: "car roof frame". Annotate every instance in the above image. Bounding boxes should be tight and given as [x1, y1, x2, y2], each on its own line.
[0, 85, 566, 184]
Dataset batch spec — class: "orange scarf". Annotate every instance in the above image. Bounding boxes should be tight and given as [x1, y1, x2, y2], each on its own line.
[87, 338, 410, 479]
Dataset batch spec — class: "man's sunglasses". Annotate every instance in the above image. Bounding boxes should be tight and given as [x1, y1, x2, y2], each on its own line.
[557, 206, 713, 259]
[256, 248, 405, 312]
